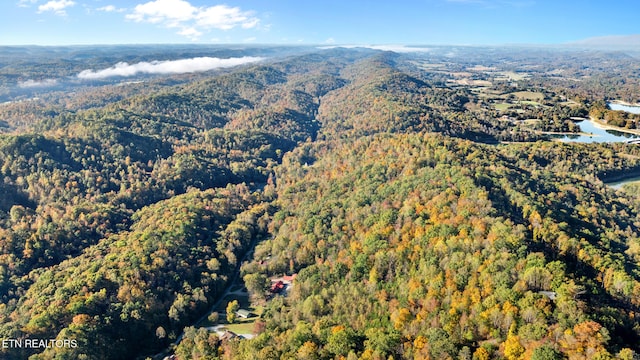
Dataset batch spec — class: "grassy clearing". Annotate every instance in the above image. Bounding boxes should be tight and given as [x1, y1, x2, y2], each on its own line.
[519, 100, 543, 106]
[452, 79, 492, 87]
[494, 103, 513, 111]
[223, 321, 258, 334]
[511, 91, 545, 101]
[496, 71, 529, 81]
[409, 61, 446, 70]
[468, 65, 496, 71]
[495, 100, 545, 112]
[201, 298, 264, 328]
[559, 100, 582, 108]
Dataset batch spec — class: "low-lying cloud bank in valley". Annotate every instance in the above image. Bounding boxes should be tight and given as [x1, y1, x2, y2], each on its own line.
[77, 56, 264, 80]
[18, 79, 59, 88]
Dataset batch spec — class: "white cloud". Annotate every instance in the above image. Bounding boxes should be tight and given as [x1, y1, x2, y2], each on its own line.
[127, 0, 259, 40]
[127, 0, 196, 23]
[38, 0, 76, 16]
[77, 56, 264, 80]
[97, 5, 126, 13]
[324, 38, 336, 44]
[17, 0, 38, 7]
[18, 79, 58, 88]
[196, 5, 258, 30]
[243, 37, 257, 43]
[178, 27, 202, 41]
[319, 45, 431, 53]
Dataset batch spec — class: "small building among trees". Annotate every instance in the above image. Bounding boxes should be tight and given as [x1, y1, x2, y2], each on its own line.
[236, 309, 252, 319]
[270, 280, 285, 293]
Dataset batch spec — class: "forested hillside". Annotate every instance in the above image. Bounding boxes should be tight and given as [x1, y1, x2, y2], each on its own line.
[1, 46, 640, 359]
[230, 134, 640, 359]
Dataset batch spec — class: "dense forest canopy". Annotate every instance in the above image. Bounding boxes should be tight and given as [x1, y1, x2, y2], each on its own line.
[1, 45, 640, 359]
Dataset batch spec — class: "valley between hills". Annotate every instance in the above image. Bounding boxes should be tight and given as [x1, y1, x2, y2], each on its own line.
[1, 45, 640, 359]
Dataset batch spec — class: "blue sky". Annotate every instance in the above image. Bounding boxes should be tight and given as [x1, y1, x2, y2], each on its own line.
[1, 0, 639, 46]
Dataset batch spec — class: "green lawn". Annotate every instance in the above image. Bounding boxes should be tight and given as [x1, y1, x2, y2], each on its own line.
[494, 103, 512, 111]
[559, 100, 581, 108]
[200, 294, 264, 328]
[495, 100, 544, 112]
[520, 100, 542, 105]
[204, 315, 260, 335]
[223, 320, 258, 334]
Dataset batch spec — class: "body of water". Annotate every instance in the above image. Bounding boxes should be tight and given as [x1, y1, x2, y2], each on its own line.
[554, 118, 639, 143]
[550, 106, 640, 187]
[603, 103, 640, 188]
[609, 102, 640, 114]
[607, 176, 640, 189]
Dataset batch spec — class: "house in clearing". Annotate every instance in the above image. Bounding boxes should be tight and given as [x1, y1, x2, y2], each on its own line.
[236, 309, 252, 319]
[269, 273, 298, 294]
